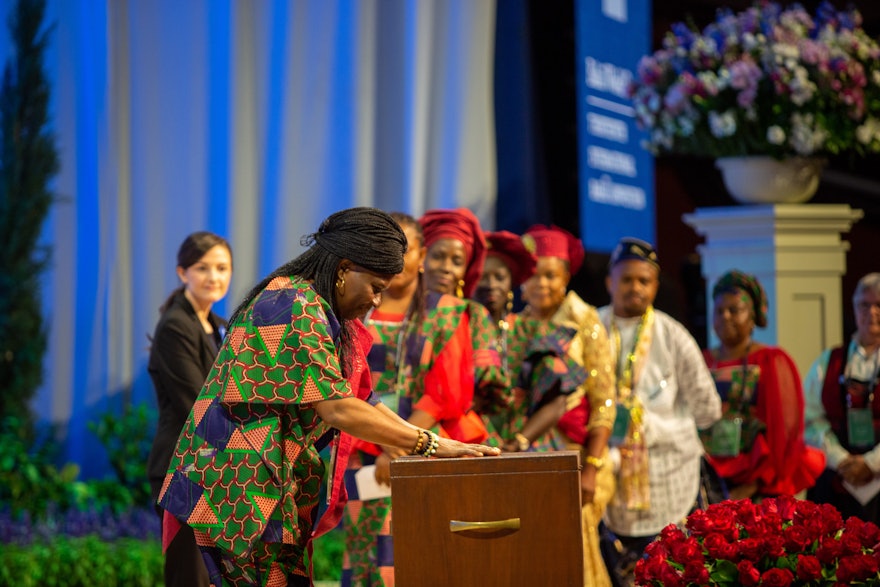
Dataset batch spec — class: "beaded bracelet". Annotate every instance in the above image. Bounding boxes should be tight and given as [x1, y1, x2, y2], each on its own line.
[411, 430, 426, 455]
[421, 431, 439, 457]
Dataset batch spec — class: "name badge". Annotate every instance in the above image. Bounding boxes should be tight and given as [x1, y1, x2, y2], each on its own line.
[705, 417, 743, 458]
[847, 408, 876, 449]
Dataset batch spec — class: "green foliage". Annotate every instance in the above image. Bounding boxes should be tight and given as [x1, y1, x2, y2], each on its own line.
[0, 536, 163, 587]
[0, 0, 59, 434]
[87, 403, 154, 510]
[309, 528, 345, 581]
[0, 416, 84, 518]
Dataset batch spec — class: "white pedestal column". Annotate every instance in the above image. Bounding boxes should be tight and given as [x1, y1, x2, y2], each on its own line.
[683, 204, 863, 378]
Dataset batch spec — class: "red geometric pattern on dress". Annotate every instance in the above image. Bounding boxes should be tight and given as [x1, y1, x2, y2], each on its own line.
[346, 500, 363, 522]
[300, 368, 325, 403]
[228, 325, 246, 352]
[266, 564, 287, 587]
[379, 510, 392, 534]
[248, 493, 279, 523]
[284, 439, 303, 464]
[256, 324, 287, 362]
[225, 428, 253, 451]
[192, 528, 213, 547]
[191, 396, 214, 428]
[157, 472, 173, 503]
[283, 525, 295, 544]
[265, 276, 290, 291]
[243, 424, 272, 453]
[188, 494, 220, 526]
[223, 372, 243, 403]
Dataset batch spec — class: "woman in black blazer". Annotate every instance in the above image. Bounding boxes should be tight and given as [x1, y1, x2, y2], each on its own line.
[147, 231, 232, 587]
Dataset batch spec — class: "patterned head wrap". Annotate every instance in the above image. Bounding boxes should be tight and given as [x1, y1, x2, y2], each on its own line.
[419, 208, 487, 297]
[485, 230, 537, 287]
[712, 270, 768, 328]
[522, 224, 585, 276]
[609, 237, 659, 270]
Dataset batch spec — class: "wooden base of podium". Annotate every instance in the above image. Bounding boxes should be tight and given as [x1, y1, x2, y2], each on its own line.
[390, 451, 584, 586]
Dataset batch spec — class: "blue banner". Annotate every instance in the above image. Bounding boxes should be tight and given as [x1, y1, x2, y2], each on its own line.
[576, 0, 654, 252]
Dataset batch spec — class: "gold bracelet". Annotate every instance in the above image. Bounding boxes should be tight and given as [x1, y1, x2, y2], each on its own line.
[585, 455, 605, 470]
[514, 433, 530, 452]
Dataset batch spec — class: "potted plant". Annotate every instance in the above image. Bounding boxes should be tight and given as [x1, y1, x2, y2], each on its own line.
[628, 1, 880, 203]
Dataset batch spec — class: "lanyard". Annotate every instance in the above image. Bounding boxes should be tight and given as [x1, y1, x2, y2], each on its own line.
[610, 309, 650, 401]
[841, 343, 880, 408]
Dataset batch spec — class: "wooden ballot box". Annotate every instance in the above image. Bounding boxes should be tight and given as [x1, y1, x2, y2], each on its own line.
[390, 451, 584, 586]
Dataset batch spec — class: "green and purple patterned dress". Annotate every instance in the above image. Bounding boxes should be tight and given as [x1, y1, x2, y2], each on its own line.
[160, 277, 369, 587]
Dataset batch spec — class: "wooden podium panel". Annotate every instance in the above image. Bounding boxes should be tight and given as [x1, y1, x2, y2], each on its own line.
[390, 451, 584, 586]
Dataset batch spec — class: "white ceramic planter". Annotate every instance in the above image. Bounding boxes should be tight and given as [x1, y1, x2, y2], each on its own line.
[715, 156, 824, 204]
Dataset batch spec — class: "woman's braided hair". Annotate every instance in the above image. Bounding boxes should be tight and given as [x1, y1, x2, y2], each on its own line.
[229, 207, 407, 373]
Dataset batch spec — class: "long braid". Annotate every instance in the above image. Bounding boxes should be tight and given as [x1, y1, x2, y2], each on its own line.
[228, 207, 407, 374]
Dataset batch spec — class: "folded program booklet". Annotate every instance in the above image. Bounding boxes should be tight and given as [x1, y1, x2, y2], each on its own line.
[354, 465, 393, 501]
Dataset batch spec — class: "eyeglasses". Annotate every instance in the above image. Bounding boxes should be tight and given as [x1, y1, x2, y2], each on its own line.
[856, 301, 880, 313]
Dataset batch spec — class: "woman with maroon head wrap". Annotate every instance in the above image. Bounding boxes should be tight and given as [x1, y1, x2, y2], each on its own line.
[341, 210, 507, 586]
[519, 224, 617, 587]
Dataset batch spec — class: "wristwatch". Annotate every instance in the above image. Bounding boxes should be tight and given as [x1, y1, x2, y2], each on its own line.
[585, 455, 606, 470]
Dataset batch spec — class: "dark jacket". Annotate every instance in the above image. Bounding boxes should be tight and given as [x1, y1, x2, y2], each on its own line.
[147, 290, 226, 504]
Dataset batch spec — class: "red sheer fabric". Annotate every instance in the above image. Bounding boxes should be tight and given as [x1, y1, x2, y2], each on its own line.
[703, 346, 825, 495]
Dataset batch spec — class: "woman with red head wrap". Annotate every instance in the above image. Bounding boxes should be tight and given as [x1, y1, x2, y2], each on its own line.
[341, 211, 507, 587]
[518, 224, 617, 587]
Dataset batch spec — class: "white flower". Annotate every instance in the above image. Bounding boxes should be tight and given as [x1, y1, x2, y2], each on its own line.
[856, 118, 880, 145]
[789, 113, 828, 155]
[767, 126, 786, 145]
[709, 110, 737, 138]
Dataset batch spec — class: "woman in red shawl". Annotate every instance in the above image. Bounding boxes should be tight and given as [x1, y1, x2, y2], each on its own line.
[702, 270, 825, 499]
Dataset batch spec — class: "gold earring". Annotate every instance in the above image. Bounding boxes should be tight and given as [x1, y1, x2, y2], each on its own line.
[336, 275, 346, 296]
[506, 290, 514, 313]
[455, 279, 465, 298]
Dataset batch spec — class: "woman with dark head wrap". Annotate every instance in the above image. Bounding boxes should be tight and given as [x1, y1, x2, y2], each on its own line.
[158, 207, 499, 587]
[702, 269, 824, 501]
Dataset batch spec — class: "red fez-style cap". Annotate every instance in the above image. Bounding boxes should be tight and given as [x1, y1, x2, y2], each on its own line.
[485, 230, 537, 287]
[522, 224, 585, 276]
[419, 208, 487, 297]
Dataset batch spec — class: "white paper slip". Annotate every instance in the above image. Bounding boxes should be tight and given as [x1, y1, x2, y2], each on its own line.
[354, 465, 393, 501]
[843, 476, 880, 506]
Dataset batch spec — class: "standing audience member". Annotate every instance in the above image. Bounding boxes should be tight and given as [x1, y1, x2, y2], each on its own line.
[147, 231, 232, 587]
[158, 208, 499, 587]
[805, 272, 880, 523]
[517, 225, 617, 587]
[702, 270, 824, 501]
[599, 237, 721, 587]
[342, 213, 498, 586]
[418, 208, 509, 434]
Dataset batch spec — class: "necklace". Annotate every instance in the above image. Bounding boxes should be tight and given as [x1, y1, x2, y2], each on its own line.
[610, 308, 652, 402]
[497, 316, 510, 375]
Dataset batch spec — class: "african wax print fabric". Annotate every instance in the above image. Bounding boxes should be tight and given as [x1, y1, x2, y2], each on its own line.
[341, 292, 506, 587]
[703, 345, 825, 496]
[159, 277, 366, 582]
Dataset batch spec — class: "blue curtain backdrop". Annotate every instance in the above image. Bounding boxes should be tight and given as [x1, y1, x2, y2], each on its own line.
[1, 0, 500, 479]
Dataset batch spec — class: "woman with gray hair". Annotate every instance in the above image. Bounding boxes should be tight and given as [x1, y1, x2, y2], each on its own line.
[805, 272, 880, 523]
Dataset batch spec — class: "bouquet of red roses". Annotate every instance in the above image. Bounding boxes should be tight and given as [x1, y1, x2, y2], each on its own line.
[635, 496, 880, 586]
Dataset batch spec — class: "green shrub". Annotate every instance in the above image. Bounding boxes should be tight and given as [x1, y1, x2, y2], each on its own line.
[0, 536, 163, 587]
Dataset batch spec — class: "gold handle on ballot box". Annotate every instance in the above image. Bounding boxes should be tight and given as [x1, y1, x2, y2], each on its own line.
[449, 518, 521, 533]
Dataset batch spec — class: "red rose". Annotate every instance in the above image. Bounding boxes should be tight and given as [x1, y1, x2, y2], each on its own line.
[816, 535, 844, 565]
[703, 533, 738, 561]
[736, 537, 764, 560]
[737, 560, 761, 586]
[659, 564, 687, 587]
[784, 524, 813, 552]
[773, 494, 798, 519]
[762, 534, 786, 558]
[837, 554, 880, 583]
[669, 536, 703, 565]
[682, 562, 710, 584]
[760, 567, 794, 587]
[796, 554, 822, 581]
[840, 531, 864, 556]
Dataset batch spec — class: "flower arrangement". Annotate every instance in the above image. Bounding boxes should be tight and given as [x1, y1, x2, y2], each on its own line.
[628, 1, 880, 159]
[635, 496, 880, 587]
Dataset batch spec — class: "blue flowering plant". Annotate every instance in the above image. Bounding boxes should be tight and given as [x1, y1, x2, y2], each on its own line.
[628, 1, 880, 159]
